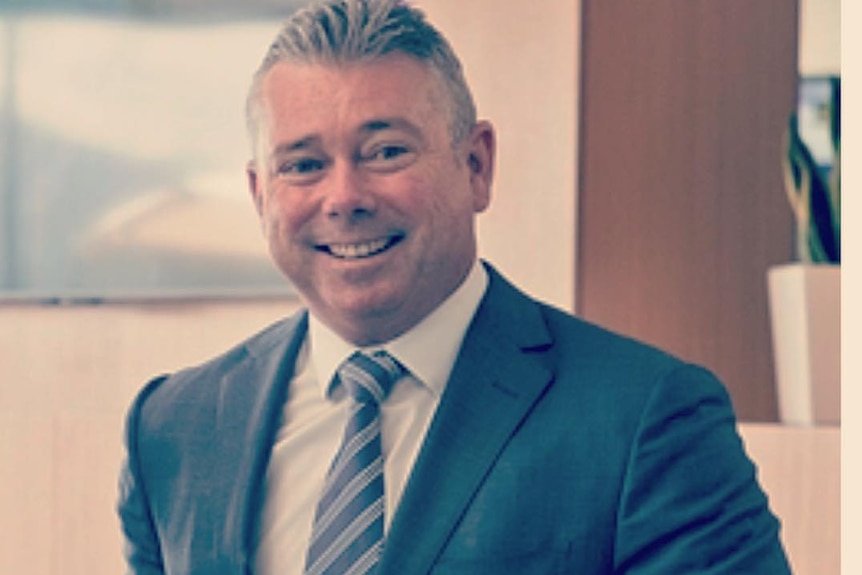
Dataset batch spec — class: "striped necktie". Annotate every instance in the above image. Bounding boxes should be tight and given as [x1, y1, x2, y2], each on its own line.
[304, 350, 404, 575]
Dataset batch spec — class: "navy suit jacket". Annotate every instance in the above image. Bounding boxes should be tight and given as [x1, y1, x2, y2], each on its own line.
[118, 264, 791, 574]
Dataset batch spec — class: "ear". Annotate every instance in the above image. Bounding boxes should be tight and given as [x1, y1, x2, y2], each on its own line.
[465, 120, 495, 213]
[246, 160, 265, 217]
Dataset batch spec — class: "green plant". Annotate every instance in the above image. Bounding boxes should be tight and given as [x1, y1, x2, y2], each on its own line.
[782, 78, 841, 263]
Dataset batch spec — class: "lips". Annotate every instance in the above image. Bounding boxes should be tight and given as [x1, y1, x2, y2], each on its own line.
[319, 235, 404, 259]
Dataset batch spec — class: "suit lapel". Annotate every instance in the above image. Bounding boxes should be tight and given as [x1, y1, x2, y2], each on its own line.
[211, 311, 308, 570]
[378, 267, 555, 575]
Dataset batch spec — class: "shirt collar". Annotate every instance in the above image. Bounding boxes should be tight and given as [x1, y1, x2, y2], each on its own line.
[309, 260, 488, 398]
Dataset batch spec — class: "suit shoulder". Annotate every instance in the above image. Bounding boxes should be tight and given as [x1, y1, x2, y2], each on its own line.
[537, 301, 731, 417]
[540, 302, 685, 371]
[126, 309, 306, 421]
[482, 264, 691, 382]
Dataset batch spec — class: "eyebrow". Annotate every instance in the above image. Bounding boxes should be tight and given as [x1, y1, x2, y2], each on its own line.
[359, 117, 424, 141]
[269, 117, 426, 157]
[271, 135, 320, 157]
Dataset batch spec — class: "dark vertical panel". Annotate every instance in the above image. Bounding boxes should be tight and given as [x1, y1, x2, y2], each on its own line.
[577, 1, 798, 421]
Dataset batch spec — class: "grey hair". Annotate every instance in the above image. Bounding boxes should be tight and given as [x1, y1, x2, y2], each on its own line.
[245, 0, 477, 160]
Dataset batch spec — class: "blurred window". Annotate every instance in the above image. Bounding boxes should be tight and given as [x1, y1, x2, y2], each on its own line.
[0, 0, 303, 300]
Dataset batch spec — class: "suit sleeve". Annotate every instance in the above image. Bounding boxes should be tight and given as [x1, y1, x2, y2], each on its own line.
[117, 377, 167, 575]
[613, 364, 792, 574]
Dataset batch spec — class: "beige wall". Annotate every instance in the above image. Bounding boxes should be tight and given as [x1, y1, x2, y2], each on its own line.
[799, 0, 840, 75]
[422, 0, 579, 312]
[0, 298, 301, 575]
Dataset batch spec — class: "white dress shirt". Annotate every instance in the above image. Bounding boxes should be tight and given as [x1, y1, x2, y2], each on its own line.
[253, 261, 488, 575]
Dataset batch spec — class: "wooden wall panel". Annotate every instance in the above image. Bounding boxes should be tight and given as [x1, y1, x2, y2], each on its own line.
[577, 1, 798, 420]
[739, 423, 840, 575]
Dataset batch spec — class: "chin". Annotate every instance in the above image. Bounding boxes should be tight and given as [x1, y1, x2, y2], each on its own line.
[329, 290, 417, 338]
[338, 291, 406, 321]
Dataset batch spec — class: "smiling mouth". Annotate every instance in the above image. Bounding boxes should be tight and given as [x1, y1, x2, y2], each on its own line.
[319, 235, 404, 260]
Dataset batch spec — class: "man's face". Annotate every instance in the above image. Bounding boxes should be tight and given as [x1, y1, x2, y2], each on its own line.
[248, 54, 495, 345]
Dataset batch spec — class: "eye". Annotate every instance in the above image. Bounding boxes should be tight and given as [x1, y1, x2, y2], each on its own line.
[370, 145, 408, 161]
[277, 157, 325, 175]
[273, 156, 328, 184]
[361, 144, 416, 171]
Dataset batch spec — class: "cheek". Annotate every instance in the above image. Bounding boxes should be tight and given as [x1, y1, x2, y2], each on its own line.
[261, 190, 306, 236]
[426, 177, 478, 226]
[401, 163, 472, 213]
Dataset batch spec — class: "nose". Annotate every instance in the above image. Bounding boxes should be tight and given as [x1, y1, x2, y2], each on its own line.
[321, 161, 376, 221]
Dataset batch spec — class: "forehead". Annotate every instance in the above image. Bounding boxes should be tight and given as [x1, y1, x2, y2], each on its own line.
[258, 54, 450, 143]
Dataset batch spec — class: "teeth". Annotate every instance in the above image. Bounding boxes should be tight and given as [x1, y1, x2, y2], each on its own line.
[328, 238, 391, 259]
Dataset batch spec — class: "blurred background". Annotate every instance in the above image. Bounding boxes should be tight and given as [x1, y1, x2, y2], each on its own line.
[0, 1, 845, 574]
[0, 0, 304, 299]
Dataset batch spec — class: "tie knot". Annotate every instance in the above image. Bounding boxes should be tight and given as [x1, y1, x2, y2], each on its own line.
[337, 350, 404, 405]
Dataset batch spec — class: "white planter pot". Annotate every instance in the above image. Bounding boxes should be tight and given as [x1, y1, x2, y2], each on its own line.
[767, 264, 840, 425]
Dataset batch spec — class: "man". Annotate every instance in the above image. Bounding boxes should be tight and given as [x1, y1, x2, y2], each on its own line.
[118, 1, 792, 573]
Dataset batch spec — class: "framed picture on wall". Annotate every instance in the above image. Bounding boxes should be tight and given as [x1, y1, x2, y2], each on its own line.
[0, 1, 306, 300]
